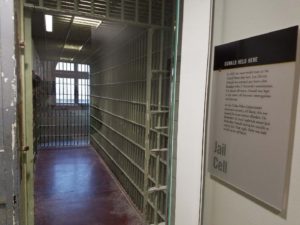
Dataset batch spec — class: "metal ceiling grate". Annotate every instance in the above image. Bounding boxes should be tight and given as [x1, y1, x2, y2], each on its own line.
[25, 0, 173, 27]
[138, 0, 149, 23]
[26, 0, 39, 4]
[93, 0, 107, 15]
[78, 0, 93, 13]
[43, 0, 58, 8]
[123, 0, 136, 21]
[61, 0, 76, 10]
[108, 0, 122, 19]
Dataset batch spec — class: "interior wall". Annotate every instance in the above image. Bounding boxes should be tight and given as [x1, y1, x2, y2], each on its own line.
[89, 26, 172, 223]
[203, 1, 300, 225]
[0, 0, 19, 224]
[173, 0, 211, 225]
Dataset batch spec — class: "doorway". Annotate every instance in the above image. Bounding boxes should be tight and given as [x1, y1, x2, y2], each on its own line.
[21, 0, 176, 224]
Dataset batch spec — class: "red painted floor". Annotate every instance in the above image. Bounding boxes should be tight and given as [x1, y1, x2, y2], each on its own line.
[34, 146, 144, 225]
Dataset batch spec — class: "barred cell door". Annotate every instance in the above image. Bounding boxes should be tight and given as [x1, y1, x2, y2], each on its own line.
[35, 61, 90, 148]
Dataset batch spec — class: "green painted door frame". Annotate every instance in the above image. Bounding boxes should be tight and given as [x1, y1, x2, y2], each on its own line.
[19, 4, 35, 225]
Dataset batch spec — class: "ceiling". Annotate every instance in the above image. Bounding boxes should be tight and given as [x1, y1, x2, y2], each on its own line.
[31, 11, 143, 64]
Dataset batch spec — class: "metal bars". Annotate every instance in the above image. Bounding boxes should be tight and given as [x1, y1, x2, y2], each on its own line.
[24, 0, 173, 28]
[90, 30, 148, 211]
[34, 61, 90, 148]
[146, 28, 170, 225]
[143, 28, 153, 221]
[90, 26, 171, 224]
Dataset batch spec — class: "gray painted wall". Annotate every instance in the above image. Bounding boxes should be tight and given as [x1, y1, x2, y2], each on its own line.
[0, 0, 19, 224]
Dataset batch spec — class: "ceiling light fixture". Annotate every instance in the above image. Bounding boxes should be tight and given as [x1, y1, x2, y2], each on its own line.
[64, 44, 84, 51]
[73, 16, 102, 28]
[60, 57, 74, 62]
[45, 14, 53, 32]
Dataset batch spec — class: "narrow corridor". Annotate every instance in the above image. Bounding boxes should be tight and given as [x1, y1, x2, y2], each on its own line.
[34, 146, 143, 225]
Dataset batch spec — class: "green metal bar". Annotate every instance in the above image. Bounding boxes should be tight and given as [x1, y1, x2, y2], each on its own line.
[166, 0, 181, 223]
[24, 9, 35, 225]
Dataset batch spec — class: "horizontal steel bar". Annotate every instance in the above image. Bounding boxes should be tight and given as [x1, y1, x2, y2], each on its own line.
[90, 135, 144, 195]
[91, 124, 145, 173]
[90, 114, 167, 166]
[154, 126, 168, 130]
[91, 95, 169, 109]
[90, 79, 146, 86]
[91, 104, 168, 138]
[90, 55, 148, 75]
[150, 110, 169, 114]
[90, 114, 145, 150]
[91, 104, 145, 128]
[150, 148, 168, 152]
[148, 185, 167, 193]
[152, 70, 169, 74]
[147, 199, 165, 220]
[91, 124, 160, 186]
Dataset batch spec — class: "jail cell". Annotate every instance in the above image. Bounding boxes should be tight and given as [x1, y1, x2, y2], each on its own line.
[34, 61, 90, 148]
[27, 0, 174, 223]
[90, 28, 171, 224]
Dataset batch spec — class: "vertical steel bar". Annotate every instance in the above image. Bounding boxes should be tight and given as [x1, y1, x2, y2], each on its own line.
[54, 72, 57, 147]
[106, 0, 110, 17]
[154, 28, 165, 225]
[143, 28, 153, 221]
[62, 77, 64, 146]
[57, 0, 61, 10]
[91, 0, 95, 15]
[121, 0, 124, 20]
[148, 0, 152, 25]
[74, 0, 79, 11]
[86, 77, 88, 144]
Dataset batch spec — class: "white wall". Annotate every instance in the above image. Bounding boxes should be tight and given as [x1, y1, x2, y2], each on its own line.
[203, 1, 300, 225]
[174, 0, 211, 225]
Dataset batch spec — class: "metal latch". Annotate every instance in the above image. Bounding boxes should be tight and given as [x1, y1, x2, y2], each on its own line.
[22, 146, 29, 152]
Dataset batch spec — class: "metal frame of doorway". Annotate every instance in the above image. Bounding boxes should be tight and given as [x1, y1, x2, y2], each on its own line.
[22, 0, 174, 224]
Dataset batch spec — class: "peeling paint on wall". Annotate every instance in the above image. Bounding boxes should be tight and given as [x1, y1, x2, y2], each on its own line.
[0, 0, 19, 224]
[11, 122, 16, 160]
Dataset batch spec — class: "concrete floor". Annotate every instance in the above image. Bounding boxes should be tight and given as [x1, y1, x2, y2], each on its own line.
[34, 146, 144, 225]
